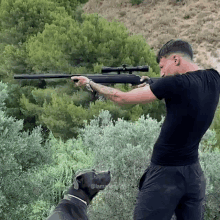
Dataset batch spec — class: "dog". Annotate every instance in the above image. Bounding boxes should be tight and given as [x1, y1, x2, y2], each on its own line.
[46, 169, 111, 220]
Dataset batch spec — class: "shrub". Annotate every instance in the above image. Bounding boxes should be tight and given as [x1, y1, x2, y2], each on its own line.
[129, 0, 144, 6]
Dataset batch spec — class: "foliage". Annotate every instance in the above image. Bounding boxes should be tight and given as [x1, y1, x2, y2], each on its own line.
[50, 0, 88, 16]
[25, 12, 159, 73]
[0, 0, 219, 219]
[129, 0, 144, 6]
[12, 133, 95, 220]
[10, 8, 162, 143]
[19, 86, 92, 142]
[0, 0, 69, 83]
[198, 129, 220, 220]
[77, 110, 220, 220]
[18, 83, 166, 143]
[1, 76, 220, 219]
[0, 0, 89, 77]
[0, 81, 53, 219]
[2, 83, 51, 144]
[0, 0, 88, 81]
[0, 44, 30, 77]
[0, 81, 9, 111]
[72, 3, 86, 24]
[0, 0, 68, 44]
[1, 0, 162, 147]
[0, 80, 95, 219]
[77, 110, 163, 219]
[209, 103, 220, 151]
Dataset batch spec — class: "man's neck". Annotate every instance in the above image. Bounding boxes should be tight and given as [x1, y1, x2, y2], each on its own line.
[182, 63, 202, 74]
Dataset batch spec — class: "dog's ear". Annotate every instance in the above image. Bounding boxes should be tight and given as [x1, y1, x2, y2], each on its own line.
[73, 178, 79, 190]
[73, 175, 83, 190]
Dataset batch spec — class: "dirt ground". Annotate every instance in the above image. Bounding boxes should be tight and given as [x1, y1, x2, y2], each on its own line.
[82, 0, 220, 72]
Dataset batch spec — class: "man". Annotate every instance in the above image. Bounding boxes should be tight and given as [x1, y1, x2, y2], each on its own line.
[71, 39, 220, 220]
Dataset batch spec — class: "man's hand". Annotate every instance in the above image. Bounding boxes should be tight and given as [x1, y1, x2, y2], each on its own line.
[71, 76, 90, 88]
[132, 76, 150, 89]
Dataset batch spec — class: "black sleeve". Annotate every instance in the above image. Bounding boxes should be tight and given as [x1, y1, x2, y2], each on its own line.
[149, 75, 183, 100]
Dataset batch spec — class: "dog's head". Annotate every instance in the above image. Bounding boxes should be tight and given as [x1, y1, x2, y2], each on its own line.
[73, 169, 111, 191]
[66, 169, 111, 203]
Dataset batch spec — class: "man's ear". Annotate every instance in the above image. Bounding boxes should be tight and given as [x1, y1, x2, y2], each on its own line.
[174, 55, 181, 66]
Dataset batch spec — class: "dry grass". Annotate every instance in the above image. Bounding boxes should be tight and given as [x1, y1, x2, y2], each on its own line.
[82, 0, 220, 72]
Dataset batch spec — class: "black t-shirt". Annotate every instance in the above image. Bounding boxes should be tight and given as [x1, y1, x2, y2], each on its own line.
[149, 68, 220, 166]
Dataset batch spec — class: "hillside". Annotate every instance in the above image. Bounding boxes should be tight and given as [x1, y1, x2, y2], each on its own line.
[82, 0, 220, 73]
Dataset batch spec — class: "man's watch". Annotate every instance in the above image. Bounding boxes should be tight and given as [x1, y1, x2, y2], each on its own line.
[85, 79, 94, 92]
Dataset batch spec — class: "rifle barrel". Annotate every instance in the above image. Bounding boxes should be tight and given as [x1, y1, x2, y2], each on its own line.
[14, 74, 161, 85]
[14, 74, 79, 79]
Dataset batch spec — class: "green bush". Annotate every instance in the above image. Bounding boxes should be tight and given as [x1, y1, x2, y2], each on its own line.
[209, 103, 220, 151]
[129, 0, 144, 6]
[25, 12, 159, 73]
[1, 0, 161, 146]
[0, 81, 53, 219]
[50, 0, 82, 16]
[17, 9, 162, 143]
[0, 0, 68, 44]
[1, 77, 219, 219]
[0, 80, 95, 219]
[77, 110, 220, 220]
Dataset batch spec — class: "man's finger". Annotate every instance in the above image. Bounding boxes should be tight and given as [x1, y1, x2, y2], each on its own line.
[71, 76, 79, 81]
[138, 83, 147, 88]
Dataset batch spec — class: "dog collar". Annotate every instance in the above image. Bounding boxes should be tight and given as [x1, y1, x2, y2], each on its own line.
[64, 194, 87, 206]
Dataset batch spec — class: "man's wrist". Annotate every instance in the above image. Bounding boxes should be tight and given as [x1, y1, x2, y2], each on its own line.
[87, 80, 122, 103]
[85, 79, 94, 92]
[89, 79, 93, 85]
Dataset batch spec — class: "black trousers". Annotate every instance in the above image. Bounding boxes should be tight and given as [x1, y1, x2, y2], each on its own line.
[133, 160, 206, 220]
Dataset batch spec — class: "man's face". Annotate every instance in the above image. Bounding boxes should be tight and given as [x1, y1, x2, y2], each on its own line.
[159, 55, 180, 77]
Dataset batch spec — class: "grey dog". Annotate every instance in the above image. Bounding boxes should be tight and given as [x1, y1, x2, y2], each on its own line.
[46, 169, 111, 220]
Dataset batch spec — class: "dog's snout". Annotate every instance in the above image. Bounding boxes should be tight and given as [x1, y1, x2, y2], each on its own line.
[98, 170, 110, 175]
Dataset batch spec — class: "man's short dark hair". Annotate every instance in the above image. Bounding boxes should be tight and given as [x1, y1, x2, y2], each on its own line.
[156, 39, 193, 64]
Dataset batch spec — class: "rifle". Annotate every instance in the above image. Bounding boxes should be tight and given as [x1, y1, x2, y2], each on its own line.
[14, 64, 161, 86]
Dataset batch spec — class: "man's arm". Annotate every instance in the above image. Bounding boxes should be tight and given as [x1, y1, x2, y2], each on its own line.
[89, 81, 158, 105]
[89, 81, 123, 103]
[119, 84, 158, 105]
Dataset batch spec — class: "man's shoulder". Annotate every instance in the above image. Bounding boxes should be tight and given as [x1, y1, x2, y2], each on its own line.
[209, 68, 220, 75]
[184, 68, 220, 84]
[184, 68, 216, 76]
[192, 68, 219, 73]
[193, 68, 220, 77]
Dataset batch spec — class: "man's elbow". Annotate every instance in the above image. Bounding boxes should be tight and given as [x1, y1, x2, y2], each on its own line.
[117, 93, 128, 106]
[117, 97, 135, 106]
[115, 98, 125, 106]
[117, 101, 126, 106]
